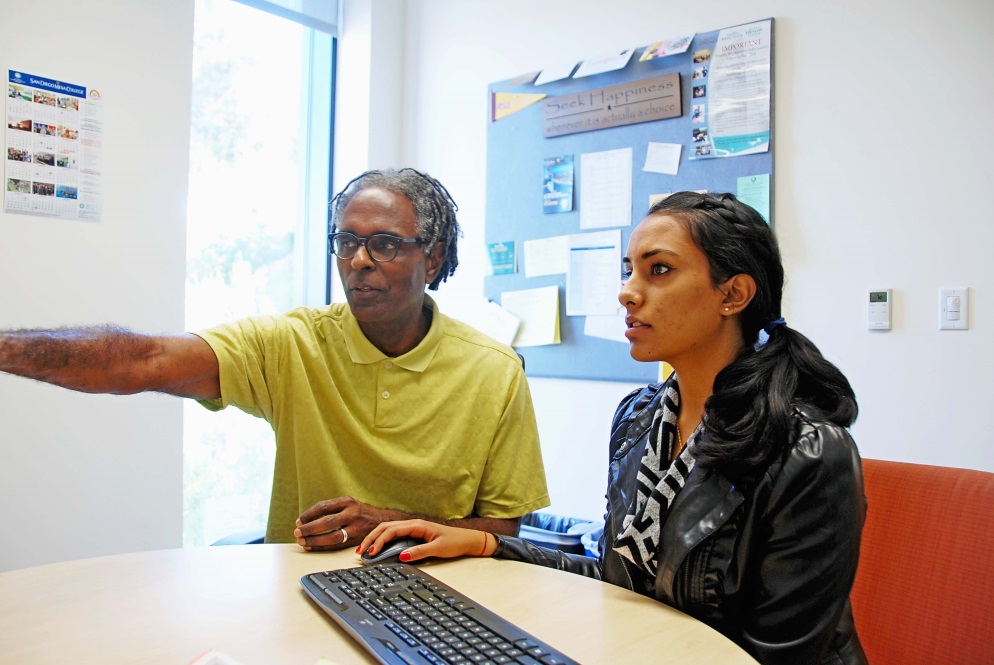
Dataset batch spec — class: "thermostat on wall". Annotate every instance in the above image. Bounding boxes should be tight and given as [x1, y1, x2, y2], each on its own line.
[868, 289, 891, 330]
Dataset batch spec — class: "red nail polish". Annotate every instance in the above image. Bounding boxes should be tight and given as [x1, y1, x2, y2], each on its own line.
[399, 551, 412, 562]
[355, 546, 361, 553]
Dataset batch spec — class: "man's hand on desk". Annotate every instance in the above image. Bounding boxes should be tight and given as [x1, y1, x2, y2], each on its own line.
[293, 497, 521, 552]
[294, 496, 394, 551]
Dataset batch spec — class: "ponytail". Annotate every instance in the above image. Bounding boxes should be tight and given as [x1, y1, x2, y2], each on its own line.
[697, 324, 858, 479]
[646, 192, 858, 480]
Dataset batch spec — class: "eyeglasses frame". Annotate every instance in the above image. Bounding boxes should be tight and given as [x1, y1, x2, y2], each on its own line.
[328, 231, 425, 263]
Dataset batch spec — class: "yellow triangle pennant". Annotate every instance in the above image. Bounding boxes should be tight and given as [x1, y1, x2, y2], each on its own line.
[491, 92, 547, 121]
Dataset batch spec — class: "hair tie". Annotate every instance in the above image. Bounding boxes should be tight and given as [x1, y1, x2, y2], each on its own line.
[763, 317, 786, 334]
[754, 318, 785, 351]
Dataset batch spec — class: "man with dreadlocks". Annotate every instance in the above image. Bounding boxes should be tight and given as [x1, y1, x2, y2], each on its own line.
[0, 168, 550, 548]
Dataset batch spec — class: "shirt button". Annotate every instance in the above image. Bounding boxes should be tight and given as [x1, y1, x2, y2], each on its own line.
[385, 362, 394, 369]
[381, 391, 390, 399]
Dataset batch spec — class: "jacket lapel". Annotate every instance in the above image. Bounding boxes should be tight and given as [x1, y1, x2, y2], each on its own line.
[654, 466, 744, 602]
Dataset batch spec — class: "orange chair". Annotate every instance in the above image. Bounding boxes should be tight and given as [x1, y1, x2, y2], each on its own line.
[850, 458, 994, 665]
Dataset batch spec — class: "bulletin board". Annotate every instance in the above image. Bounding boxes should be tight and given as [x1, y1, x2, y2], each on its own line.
[484, 19, 774, 383]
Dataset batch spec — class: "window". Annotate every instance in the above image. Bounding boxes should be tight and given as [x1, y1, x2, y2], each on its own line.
[184, 0, 335, 546]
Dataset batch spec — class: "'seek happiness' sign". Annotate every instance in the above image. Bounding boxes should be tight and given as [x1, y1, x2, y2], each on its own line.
[541, 73, 682, 138]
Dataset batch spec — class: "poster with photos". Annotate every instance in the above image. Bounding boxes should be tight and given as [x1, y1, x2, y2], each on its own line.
[5, 69, 103, 221]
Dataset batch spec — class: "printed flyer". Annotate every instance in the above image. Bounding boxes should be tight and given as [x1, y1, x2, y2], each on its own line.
[5, 69, 103, 221]
[543, 155, 573, 214]
[487, 240, 516, 275]
[707, 20, 772, 157]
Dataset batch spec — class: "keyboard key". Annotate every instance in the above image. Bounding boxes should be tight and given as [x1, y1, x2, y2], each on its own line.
[418, 647, 445, 664]
[513, 657, 543, 665]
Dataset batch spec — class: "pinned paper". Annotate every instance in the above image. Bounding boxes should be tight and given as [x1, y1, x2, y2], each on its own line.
[584, 311, 628, 344]
[534, 61, 578, 86]
[501, 286, 561, 347]
[567, 230, 622, 316]
[524, 235, 569, 278]
[487, 241, 516, 275]
[505, 70, 540, 87]
[491, 92, 547, 121]
[580, 148, 632, 229]
[543, 155, 573, 214]
[643, 142, 682, 175]
[708, 19, 772, 156]
[574, 48, 635, 79]
[639, 35, 694, 61]
[736, 174, 770, 223]
[454, 298, 521, 347]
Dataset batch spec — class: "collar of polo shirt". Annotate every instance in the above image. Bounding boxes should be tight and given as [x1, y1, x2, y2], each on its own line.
[343, 295, 443, 372]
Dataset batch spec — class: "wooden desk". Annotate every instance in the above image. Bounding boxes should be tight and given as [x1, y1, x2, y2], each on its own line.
[0, 545, 757, 664]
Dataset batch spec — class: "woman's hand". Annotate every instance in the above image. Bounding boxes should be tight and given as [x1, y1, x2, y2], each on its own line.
[357, 519, 496, 563]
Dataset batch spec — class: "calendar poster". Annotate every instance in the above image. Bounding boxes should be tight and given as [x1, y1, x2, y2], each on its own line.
[5, 69, 103, 221]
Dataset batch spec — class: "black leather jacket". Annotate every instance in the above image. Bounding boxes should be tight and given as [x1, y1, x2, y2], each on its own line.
[496, 382, 867, 665]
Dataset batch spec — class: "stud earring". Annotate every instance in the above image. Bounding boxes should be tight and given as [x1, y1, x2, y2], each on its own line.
[724, 307, 730, 312]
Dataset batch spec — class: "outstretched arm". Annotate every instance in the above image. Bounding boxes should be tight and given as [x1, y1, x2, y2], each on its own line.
[0, 326, 221, 399]
[293, 496, 519, 551]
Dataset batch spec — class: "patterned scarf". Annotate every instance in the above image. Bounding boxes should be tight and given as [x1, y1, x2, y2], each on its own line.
[613, 380, 697, 578]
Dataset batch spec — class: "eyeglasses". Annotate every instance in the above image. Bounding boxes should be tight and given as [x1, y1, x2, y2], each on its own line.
[328, 231, 424, 263]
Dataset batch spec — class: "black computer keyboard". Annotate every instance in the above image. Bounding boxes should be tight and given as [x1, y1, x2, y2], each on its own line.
[300, 562, 579, 665]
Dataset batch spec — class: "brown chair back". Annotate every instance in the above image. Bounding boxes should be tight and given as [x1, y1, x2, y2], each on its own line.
[851, 458, 994, 665]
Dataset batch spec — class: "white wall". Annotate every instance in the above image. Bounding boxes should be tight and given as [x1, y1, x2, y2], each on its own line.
[0, 1, 194, 571]
[397, 0, 994, 520]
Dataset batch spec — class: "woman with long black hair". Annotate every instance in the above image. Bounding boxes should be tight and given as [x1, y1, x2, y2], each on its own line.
[360, 192, 867, 665]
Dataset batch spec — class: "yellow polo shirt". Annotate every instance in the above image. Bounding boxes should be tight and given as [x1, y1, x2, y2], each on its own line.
[196, 296, 550, 542]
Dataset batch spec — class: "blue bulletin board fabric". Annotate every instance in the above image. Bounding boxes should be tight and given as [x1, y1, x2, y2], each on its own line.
[485, 19, 774, 382]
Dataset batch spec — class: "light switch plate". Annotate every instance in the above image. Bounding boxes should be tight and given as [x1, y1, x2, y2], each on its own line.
[939, 287, 968, 330]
